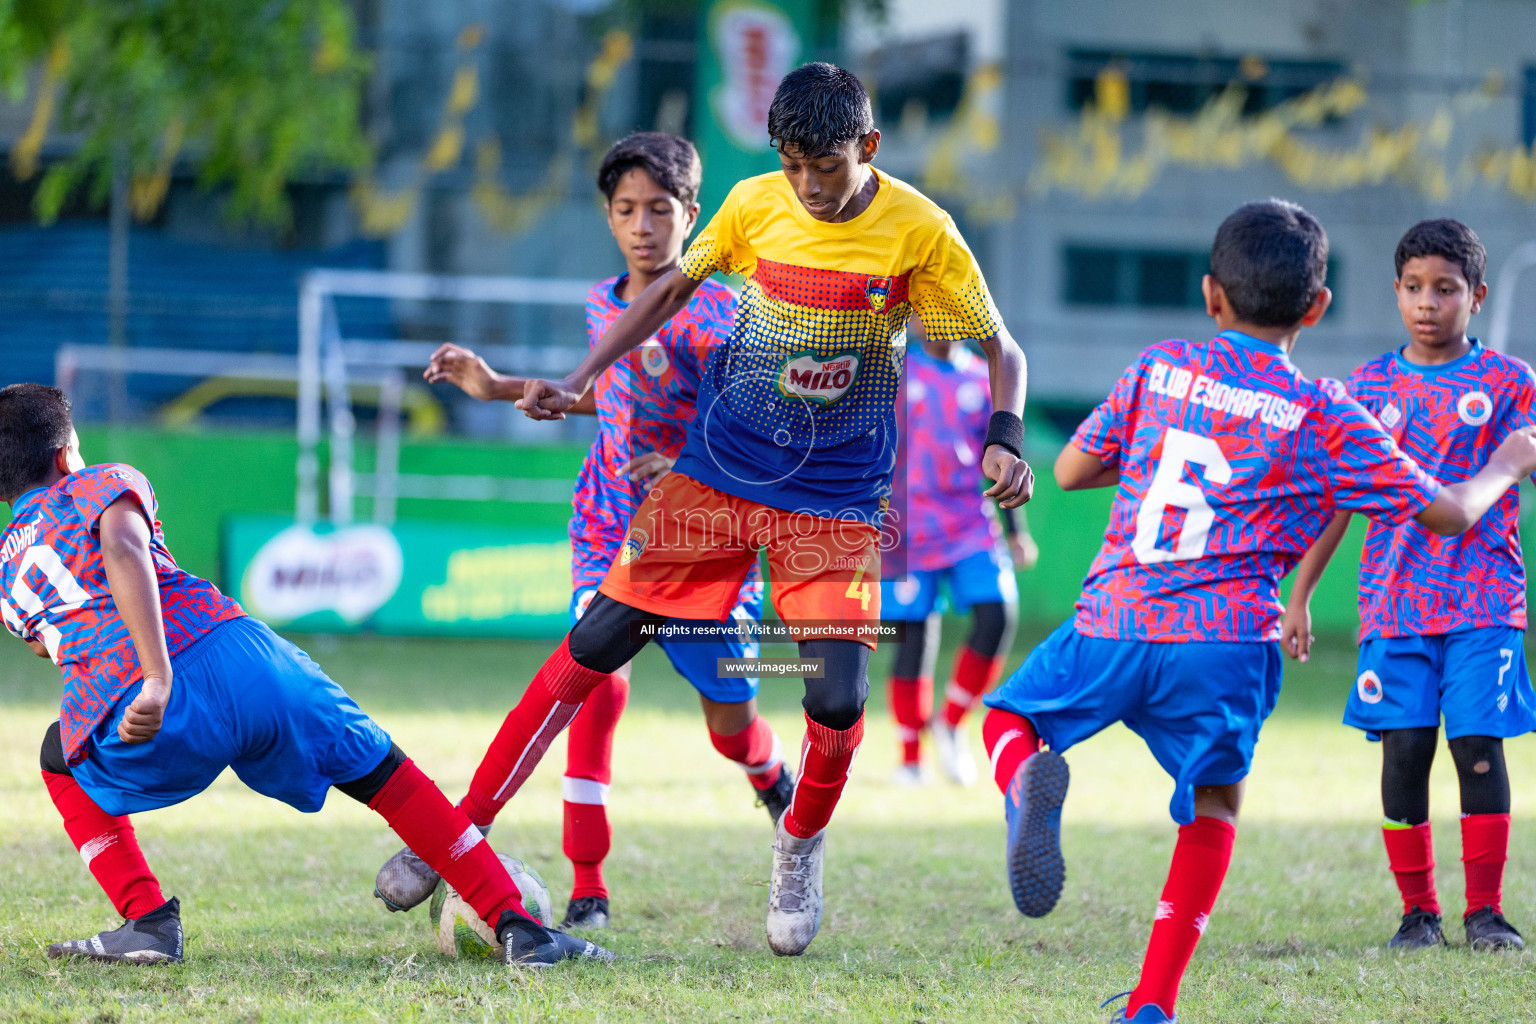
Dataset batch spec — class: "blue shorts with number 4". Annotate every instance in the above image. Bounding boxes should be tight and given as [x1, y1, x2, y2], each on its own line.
[571, 585, 762, 704]
[72, 615, 392, 818]
[881, 545, 1018, 621]
[984, 618, 1281, 824]
[1346, 626, 1536, 740]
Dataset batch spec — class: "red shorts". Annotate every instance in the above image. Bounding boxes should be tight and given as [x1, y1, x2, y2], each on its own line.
[598, 472, 883, 649]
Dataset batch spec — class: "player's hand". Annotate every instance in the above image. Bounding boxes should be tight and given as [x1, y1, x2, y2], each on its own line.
[517, 377, 584, 421]
[1490, 424, 1536, 480]
[619, 451, 674, 485]
[424, 343, 498, 400]
[1008, 532, 1039, 571]
[25, 637, 51, 660]
[1280, 603, 1314, 662]
[118, 674, 171, 744]
[982, 446, 1034, 509]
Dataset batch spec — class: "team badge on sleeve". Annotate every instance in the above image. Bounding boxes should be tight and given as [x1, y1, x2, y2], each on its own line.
[618, 529, 648, 566]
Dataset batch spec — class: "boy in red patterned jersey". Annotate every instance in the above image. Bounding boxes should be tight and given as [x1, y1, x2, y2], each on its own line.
[0, 384, 611, 967]
[375, 133, 791, 931]
[1284, 220, 1535, 952]
[982, 201, 1536, 1022]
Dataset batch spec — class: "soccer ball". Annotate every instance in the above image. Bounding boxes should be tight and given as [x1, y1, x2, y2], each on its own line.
[427, 853, 556, 959]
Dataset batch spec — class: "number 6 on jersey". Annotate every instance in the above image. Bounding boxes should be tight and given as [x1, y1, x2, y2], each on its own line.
[1132, 428, 1233, 565]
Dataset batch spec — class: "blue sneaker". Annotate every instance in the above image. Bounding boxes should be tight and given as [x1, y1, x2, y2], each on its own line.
[1003, 749, 1069, 917]
[1102, 992, 1176, 1022]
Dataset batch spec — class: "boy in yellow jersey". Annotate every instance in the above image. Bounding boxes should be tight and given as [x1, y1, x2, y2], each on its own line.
[427, 63, 1032, 957]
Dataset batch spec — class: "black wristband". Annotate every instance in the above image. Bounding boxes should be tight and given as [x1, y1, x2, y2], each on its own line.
[984, 411, 1024, 459]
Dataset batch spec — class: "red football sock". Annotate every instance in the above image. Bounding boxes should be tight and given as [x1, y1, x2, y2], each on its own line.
[1129, 816, 1236, 1019]
[709, 714, 786, 791]
[941, 645, 1005, 728]
[369, 759, 524, 929]
[783, 713, 864, 839]
[1461, 813, 1509, 917]
[43, 771, 165, 920]
[562, 672, 628, 900]
[982, 708, 1040, 794]
[1382, 821, 1440, 915]
[887, 675, 932, 766]
[460, 636, 609, 826]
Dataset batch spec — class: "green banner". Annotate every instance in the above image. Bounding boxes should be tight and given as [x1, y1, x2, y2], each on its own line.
[693, 0, 814, 225]
[224, 516, 572, 638]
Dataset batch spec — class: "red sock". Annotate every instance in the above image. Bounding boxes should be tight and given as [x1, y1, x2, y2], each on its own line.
[460, 636, 610, 826]
[43, 771, 165, 920]
[982, 708, 1040, 794]
[1382, 821, 1440, 915]
[887, 676, 932, 766]
[783, 713, 864, 839]
[709, 714, 786, 791]
[1461, 813, 1509, 917]
[941, 645, 1005, 728]
[369, 759, 524, 929]
[1129, 816, 1236, 1019]
[562, 673, 628, 900]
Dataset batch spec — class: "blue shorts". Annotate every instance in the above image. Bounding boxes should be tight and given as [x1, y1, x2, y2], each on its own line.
[72, 616, 392, 817]
[984, 618, 1282, 824]
[571, 585, 762, 704]
[1346, 626, 1536, 740]
[881, 545, 1018, 622]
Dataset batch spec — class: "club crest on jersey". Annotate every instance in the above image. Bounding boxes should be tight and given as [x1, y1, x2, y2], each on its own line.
[619, 529, 648, 566]
[776, 350, 861, 406]
[1357, 670, 1384, 705]
[639, 340, 670, 378]
[1380, 402, 1402, 429]
[1458, 391, 1493, 426]
[865, 276, 892, 311]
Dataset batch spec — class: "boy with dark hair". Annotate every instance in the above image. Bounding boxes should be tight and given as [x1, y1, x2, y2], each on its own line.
[883, 317, 1036, 786]
[0, 383, 611, 967]
[1284, 218, 1535, 951]
[406, 62, 1033, 957]
[980, 200, 1536, 1022]
[376, 131, 792, 931]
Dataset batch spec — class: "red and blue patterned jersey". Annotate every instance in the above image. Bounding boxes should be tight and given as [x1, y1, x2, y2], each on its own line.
[1345, 342, 1536, 640]
[570, 275, 765, 604]
[0, 465, 244, 764]
[897, 345, 1001, 571]
[1072, 331, 1441, 642]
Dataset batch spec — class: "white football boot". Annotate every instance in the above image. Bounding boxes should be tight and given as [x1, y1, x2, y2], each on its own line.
[931, 720, 978, 786]
[374, 823, 491, 911]
[889, 763, 932, 787]
[766, 820, 825, 956]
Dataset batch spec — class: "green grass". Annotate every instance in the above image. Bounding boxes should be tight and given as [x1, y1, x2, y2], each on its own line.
[4, 625, 1536, 1022]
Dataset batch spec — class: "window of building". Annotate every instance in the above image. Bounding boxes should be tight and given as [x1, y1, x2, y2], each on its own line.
[1063, 244, 1341, 315]
[1065, 49, 1345, 118]
[1524, 65, 1536, 147]
[866, 32, 969, 126]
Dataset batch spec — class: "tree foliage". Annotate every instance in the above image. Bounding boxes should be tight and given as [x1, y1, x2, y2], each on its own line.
[0, 0, 371, 226]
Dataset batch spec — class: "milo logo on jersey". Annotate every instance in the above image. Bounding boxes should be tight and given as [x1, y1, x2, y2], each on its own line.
[777, 350, 861, 407]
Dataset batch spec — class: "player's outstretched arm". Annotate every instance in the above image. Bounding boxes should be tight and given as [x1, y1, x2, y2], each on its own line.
[977, 327, 1034, 509]
[1416, 425, 1536, 536]
[1054, 444, 1120, 491]
[520, 268, 701, 421]
[424, 343, 596, 415]
[99, 496, 174, 744]
[1281, 510, 1351, 662]
[24, 637, 51, 659]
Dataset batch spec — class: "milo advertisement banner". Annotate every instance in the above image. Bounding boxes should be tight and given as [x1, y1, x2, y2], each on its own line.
[693, 0, 814, 223]
[224, 517, 571, 637]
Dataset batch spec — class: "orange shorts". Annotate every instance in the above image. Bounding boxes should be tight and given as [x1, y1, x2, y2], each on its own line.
[598, 472, 883, 649]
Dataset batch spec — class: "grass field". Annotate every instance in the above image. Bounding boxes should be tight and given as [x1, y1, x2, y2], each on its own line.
[4, 624, 1536, 1023]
